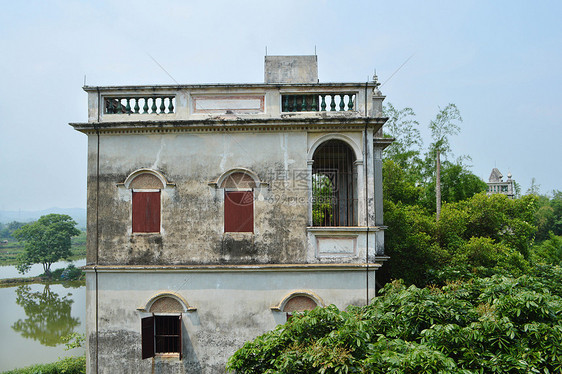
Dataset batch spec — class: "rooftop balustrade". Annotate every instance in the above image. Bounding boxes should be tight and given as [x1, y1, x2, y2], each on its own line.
[84, 83, 384, 123]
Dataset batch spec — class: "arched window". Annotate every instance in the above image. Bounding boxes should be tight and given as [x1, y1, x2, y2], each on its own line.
[140, 292, 195, 360]
[272, 291, 324, 322]
[124, 169, 168, 233]
[219, 170, 258, 233]
[312, 140, 357, 226]
[283, 295, 318, 313]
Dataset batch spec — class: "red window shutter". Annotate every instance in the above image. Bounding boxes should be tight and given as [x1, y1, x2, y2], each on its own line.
[132, 191, 161, 233]
[224, 191, 253, 233]
[141, 316, 155, 359]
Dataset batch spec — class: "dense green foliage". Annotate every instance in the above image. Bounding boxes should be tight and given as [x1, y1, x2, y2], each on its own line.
[13, 214, 81, 275]
[312, 175, 335, 226]
[227, 269, 562, 373]
[1, 356, 85, 374]
[380, 161, 524, 286]
[378, 103, 561, 286]
[534, 190, 562, 241]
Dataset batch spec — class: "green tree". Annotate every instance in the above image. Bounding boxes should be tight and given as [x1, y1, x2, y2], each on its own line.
[552, 190, 562, 236]
[427, 104, 462, 220]
[527, 177, 541, 195]
[534, 190, 562, 241]
[382, 103, 423, 177]
[312, 174, 334, 226]
[531, 233, 562, 265]
[13, 214, 80, 275]
[380, 200, 444, 286]
[382, 159, 422, 206]
[420, 160, 487, 211]
[438, 193, 537, 258]
[0, 220, 26, 239]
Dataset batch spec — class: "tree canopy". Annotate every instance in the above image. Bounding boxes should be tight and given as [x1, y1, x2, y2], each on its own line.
[0, 220, 26, 239]
[228, 269, 562, 373]
[13, 214, 80, 275]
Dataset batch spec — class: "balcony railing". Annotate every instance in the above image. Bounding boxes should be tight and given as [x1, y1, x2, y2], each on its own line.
[281, 93, 355, 112]
[85, 83, 382, 122]
[104, 96, 175, 114]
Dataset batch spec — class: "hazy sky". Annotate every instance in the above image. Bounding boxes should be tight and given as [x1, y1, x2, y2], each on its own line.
[1, 0, 560, 211]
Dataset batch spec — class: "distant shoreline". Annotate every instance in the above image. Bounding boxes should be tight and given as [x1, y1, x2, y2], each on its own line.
[0, 276, 85, 288]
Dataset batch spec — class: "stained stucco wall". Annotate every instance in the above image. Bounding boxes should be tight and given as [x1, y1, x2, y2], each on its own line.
[87, 131, 311, 266]
[86, 269, 375, 374]
[86, 128, 380, 266]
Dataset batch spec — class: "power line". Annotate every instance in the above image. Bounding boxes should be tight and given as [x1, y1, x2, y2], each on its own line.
[147, 53, 179, 84]
[381, 53, 414, 87]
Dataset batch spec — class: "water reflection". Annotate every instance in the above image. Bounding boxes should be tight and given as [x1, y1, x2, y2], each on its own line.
[12, 284, 80, 346]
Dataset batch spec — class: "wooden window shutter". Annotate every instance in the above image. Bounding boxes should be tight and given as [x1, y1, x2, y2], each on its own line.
[178, 315, 182, 360]
[224, 191, 253, 232]
[141, 316, 155, 359]
[132, 191, 161, 233]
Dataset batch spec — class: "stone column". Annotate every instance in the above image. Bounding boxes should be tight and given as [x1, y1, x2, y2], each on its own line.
[373, 145, 383, 226]
[365, 130, 376, 225]
[307, 159, 314, 226]
[354, 160, 364, 226]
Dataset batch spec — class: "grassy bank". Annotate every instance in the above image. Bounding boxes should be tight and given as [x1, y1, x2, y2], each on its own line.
[0, 230, 86, 266]
[0, 264, 85, 288]
[1, 356, 85, 374]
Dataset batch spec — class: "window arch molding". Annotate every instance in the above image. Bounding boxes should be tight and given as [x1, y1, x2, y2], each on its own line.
[307, 134, 362, 163]
[210, 167, 266, 189]
[270, 290, 325, 312]
[137, 291, 196, 313]
[123, 168, 172, 189]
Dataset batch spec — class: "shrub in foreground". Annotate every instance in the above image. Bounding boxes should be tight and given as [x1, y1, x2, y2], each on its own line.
[2, 355, 85, 374]
[227, 270, 562, 373]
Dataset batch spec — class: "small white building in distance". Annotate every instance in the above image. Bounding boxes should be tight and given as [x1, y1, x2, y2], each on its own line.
[487, 168, 515, 198]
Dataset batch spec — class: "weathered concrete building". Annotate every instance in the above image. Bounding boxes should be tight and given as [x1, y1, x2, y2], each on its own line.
[487, 168, 515, 198]
[71, 56, 390, 373]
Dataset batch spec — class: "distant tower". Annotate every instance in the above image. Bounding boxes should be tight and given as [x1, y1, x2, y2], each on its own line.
[487, 168, 515, 198]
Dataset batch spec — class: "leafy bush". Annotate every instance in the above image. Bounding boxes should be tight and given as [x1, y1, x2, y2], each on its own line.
[45, 264, 84, 281]
[531, 233, 562, 265]
[2, 355, 85, 374]
[227, 271, 562, 373]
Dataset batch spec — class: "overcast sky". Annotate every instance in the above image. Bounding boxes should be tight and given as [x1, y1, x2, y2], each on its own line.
[0, 0, 560, 211]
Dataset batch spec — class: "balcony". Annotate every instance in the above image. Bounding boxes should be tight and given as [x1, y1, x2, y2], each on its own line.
[84, 83, 384, 123]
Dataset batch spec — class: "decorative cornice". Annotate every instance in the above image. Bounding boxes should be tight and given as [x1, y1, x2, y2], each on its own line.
[70, 117, 387, 135]
[373, 137, 395, 149]
[83, 82, 381, 92]
[82, 263, 384, 272]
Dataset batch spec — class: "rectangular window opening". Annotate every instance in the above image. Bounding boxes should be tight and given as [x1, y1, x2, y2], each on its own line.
[142, 315, 182, 359]
[155, 316, 181, 354]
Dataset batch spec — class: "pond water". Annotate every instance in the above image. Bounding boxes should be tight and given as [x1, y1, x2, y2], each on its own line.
[0, 258, 86, 279]
[0, 260, 86, 372]
[0, 283, 85, 372]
